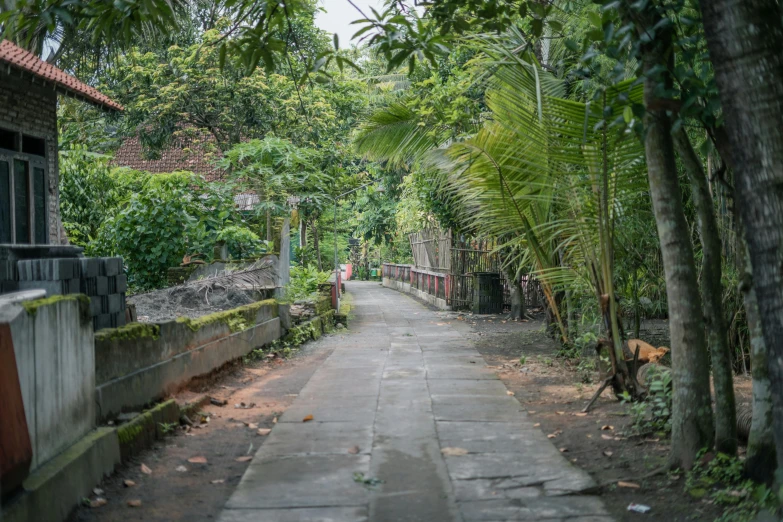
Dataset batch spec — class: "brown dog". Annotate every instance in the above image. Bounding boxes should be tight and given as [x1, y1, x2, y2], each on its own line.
[625, 339, 670, 364]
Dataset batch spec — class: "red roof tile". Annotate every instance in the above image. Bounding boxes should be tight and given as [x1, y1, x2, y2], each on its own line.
[112, 134, 225, 181]
[0, 39, 123, 111]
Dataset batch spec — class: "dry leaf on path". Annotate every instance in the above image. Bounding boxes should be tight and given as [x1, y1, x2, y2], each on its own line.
[123, 480, 136, 488]
[272, 417, 278, 424]
[247, 423, 259, 430]
[603, 450, 613, 457]
[618, 481, 641, 489]
[347, 445, 360, 454]
[257, 429, 272, 436]
[441, 447, 469, 456]
[574, 412, 588, 417]
[188, 456, 208, 464]
[211, 479, 225, 484]
[601, 434, 613, 440]
[533, 423, 541, 427]
[90, 498, 107, 508]
[559, 448, 568, 453]
[176, 465, 188, 472]
[127, 500, 142, 507]
[303, 414, 314, 422]
[235, 456, 253, 462]
[527, 410, 536, 414]
[600, 425, 614, 431]
[506, 391, 515, 396]
[547, 434, 557, 439]
[556, 411, 565, 415]
[140, 463, 152, 475]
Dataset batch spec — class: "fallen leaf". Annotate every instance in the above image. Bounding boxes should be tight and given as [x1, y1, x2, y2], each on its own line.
[506, 391, 515, 396]
[93, 488, 104, 496]
[601, 434, 613, 440]
[556, 411, 565, 415]
[533, 423, 541, 427]
[347, 445, 360, 454]
[559, 447, 568, 453]
[257, 428, 272, 436]
[124, 480, 136, 488]
[527, 410, 536, 414]
[140, 463, 152, 475]
[303, 414, 314, 422]
[236, 456, 253, 462]
[247, 423, 258, 430]
[574, 412, 588, 417]
[600, 425, 614, 431]
[176, 465, 188, 472]
[603, 450, 613, 457]
[272, 417, 278, 424]
[211, 479, 225, 484]
[188, 456, 208, 464]
[441, 447, 469, 456]
[618, 481, 641, 489]
[127, 500, 142, 508]
[547, 433, 557, 439]
[90, 498, 107, 508]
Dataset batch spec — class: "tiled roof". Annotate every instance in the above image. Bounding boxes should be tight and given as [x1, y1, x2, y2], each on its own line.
[0, 39, 123, 111]
[112, 134, 226, 181]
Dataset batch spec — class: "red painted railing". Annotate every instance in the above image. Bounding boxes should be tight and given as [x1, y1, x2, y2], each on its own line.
[382, 263, 448, 301]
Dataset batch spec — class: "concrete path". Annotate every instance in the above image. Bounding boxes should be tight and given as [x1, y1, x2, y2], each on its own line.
[218, 282, 611, 522]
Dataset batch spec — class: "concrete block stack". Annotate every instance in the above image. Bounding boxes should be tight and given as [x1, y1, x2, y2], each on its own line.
[9, 257, 127, 330]
[79, 258, 127, 330]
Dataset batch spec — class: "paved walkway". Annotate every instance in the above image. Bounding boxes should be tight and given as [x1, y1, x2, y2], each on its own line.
[218, 282, 611, 522]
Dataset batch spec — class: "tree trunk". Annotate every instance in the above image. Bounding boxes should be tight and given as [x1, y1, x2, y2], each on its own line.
[740, 238, 777, 482]
[673, 128, 737, 455]
[633, 7, 715, 469]
[312, 220, 322, 271]
[266, 209, 272, 243]
[699, 0, 783, 473]
[505, 266, 525, 320]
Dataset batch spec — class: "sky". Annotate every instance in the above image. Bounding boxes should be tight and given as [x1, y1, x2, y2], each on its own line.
[315, 0, 384, 48]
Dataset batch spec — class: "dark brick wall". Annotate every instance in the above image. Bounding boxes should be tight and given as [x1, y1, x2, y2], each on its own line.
[0, 70, 61, 244]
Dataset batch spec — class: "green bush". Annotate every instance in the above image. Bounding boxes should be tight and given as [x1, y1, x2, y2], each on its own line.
[90, 172, 242, 290]
[285, 266, 330, 300]
[217, 226, 266, 260]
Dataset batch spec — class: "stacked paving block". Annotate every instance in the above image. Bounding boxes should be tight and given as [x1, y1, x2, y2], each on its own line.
[79, 257, 127, 331]
[11, 257, 127, 331]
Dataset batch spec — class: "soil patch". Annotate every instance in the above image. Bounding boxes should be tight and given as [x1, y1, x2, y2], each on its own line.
[129, 285, 263, 323]
[446, 309, 752, 522]
[67, 333, 340, 522]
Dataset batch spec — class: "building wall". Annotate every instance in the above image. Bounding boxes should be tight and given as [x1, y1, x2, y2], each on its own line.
[0, 71, 61, 244]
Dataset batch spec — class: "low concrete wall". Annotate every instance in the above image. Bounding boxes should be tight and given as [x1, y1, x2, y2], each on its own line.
[383, 277, 450, 310]
[94, 300, 281, 419]
[0, 295, 95, 471]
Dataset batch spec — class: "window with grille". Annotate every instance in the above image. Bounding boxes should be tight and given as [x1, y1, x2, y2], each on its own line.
[0, 127, 48, 245]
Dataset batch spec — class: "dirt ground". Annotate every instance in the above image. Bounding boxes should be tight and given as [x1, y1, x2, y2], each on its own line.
[456, 309, 753, 522]
[129, 285, 263, 323]
[67, 335, 340, 522]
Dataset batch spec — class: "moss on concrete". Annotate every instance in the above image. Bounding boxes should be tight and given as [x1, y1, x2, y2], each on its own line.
[176, 299, 277, 333]
[95, 322, 160, 343]
[21, 293, 92, 325]
[116, 400, 179, 461]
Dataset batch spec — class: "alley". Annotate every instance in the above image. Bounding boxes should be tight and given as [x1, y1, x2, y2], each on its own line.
[218, 282, 611, 522]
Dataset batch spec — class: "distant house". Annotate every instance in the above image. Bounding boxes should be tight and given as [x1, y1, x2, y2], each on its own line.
[114, 132, 259, 210]
[112, 131, 225, 181]
[0, 39, 123, 245]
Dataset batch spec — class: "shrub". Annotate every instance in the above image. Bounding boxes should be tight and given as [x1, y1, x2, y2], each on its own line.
[217, 226, 266, 260]
[285, 266, 330, 300]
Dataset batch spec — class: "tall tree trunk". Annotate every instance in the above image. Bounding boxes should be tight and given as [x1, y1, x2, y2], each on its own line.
[699, 0, 783, 473]
[266, 209, 272, 243]
[505, 266, 525, 320]
[312, 220, 322, 271]
[673, 128, 737, 455]
[632, 6, 715, 469]
[740, 237, 777, 482]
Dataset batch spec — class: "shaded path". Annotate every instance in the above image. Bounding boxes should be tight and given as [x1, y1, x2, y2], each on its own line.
[218, 282, 611, 521]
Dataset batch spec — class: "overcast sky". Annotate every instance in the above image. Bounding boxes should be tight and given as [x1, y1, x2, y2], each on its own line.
[315, 0, 383, 48]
